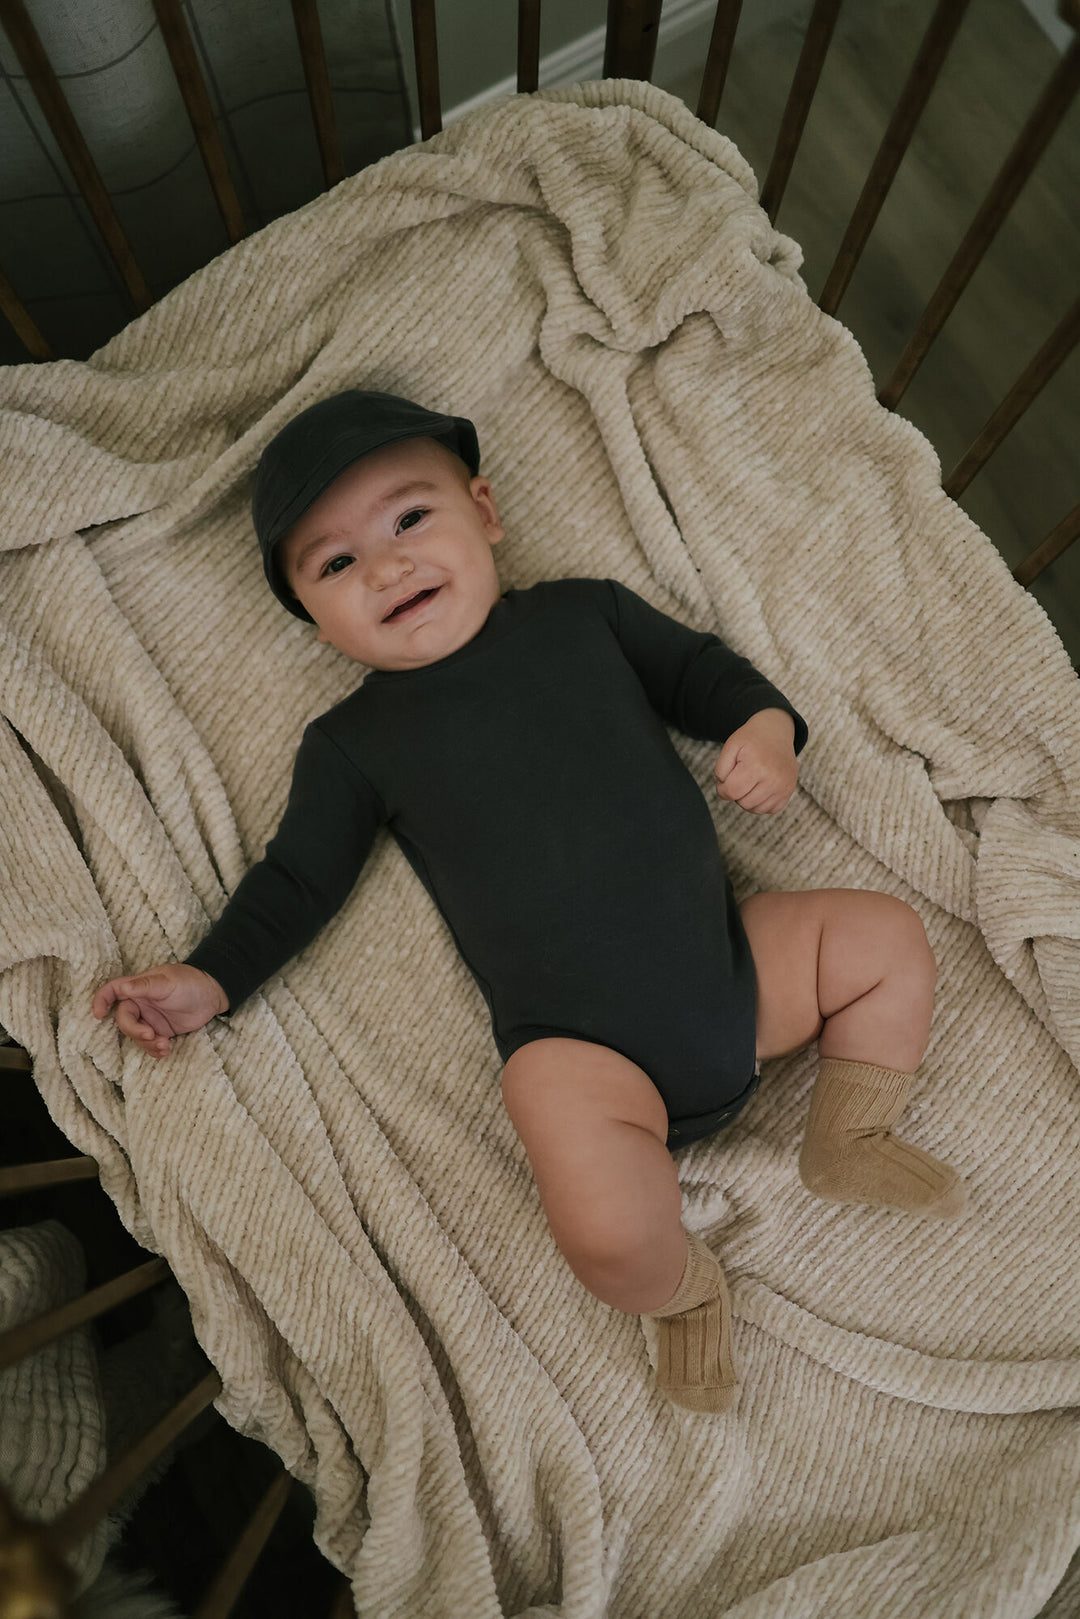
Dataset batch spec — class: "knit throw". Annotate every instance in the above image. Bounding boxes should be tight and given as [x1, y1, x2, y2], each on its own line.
[2, 80, 1079, 1619]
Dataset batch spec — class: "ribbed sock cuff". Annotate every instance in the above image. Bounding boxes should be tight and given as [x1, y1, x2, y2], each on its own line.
[812, 1058, 913, 1135]
[646, 1231, 721, 1318]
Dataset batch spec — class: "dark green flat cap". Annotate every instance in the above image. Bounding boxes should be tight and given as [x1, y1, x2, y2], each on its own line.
[252, 389, 481, 621]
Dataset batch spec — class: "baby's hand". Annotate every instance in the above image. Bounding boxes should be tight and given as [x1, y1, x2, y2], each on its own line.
[715, 708, 798, 815]
[91, 964, 229, 1059]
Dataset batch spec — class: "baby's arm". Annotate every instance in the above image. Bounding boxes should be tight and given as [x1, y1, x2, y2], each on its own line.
[92, 720, 384, 1058]
[600, 578, 808, 756]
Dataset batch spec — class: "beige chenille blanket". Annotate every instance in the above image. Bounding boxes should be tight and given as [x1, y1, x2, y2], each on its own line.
[2, 79, 1080, 1619]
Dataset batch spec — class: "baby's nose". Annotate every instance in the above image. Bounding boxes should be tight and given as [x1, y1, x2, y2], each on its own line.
[367, 548, 410, 580]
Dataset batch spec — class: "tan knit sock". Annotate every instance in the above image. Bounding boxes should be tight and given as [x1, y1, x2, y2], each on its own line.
[645, 1231, 737, 1413]
[798, 1057, 967, 1218]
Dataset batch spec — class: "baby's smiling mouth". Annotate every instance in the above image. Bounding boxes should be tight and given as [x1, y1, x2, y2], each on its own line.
[383, 586, 440, 622]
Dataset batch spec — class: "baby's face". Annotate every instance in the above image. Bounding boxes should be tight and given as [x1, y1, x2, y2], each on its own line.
[278, 436, 505, 670]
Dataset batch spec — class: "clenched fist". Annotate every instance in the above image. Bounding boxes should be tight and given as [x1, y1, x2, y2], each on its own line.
[715, 707, 799, 815]
[92, 964, 229, 1059]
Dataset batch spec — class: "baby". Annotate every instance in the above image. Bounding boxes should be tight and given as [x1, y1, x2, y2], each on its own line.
[92, 389, 967, 1415]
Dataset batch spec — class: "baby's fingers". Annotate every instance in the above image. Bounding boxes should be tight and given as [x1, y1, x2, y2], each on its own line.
[716, 763, 760, 804]
[113, 999, 171, 1058]
[91, 977, 127, 1018]
[93, 974, 160, 1018]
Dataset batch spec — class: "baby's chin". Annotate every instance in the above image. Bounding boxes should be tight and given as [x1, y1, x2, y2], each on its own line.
[373, 585, 502, 670]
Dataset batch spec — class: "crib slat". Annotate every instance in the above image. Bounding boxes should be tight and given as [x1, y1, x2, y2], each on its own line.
[0, 0, 152, 312]
[879, 35, 1080, 409]
[328, 1577, 356, 1617]
[696, 0, 743, 129]
[818, 0, 971, 316]
[47, 1368, 223, 1553]
[759, 0, 843, 224]
[1013, 501, 1080, 588]
[290, 0, 345, 188]
[603, 0, 663, 82]
[151, 0, 247, 242]
[0, 1042, 32, 1070]
[518, 0, 542, 93]
[945, 297, 1080, 497]
[410, 0, 442, 137]
[0, 1155, 100, 1196]
[192, 1469, 291, 1619]
[0, 262, 53, 359]
[0, 1258, 170, 1373]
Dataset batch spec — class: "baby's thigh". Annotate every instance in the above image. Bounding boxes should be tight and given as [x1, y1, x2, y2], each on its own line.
[739, 887, 933, 1061]
[738, 889, 831, 1061]
[499, 1037, 680, 1266]
[501, 1036, 669, 1149]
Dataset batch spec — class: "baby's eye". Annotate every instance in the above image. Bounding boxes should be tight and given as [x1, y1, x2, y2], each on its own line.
[397, 508, 426, 532]
[322, 554, 352, 576]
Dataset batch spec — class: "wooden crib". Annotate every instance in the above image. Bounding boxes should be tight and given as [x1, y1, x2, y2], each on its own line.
[1, 1, 1077, 1614]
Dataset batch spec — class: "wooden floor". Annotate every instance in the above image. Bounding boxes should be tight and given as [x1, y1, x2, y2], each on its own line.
[653, 0, 1079, 669]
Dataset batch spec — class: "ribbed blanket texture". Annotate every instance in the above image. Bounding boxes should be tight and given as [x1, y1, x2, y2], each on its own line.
[2, 80, 1079, 1619]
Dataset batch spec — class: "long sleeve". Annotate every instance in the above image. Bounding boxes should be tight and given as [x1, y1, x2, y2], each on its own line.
[184, 720, 385, 1014]
[603, 577, 808, 754]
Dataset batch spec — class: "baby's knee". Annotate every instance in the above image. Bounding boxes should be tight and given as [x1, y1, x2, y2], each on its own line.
[548, 1171, 664, 1278]
[888, 898, 937, 984]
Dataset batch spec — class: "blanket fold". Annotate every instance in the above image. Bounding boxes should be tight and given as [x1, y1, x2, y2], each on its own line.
[2, 79, 1079, 1619]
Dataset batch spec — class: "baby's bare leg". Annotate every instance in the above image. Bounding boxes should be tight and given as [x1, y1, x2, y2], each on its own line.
[500, 1037, 688, 1314]
[741, 887, 965, 1216]
[816, 893, 937, 1071]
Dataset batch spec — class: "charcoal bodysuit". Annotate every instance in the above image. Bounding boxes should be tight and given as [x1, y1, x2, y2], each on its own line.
[185, 577, 809, 1148]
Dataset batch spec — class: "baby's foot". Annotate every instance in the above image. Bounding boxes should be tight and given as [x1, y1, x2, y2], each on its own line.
[799, 1057, 967, 1219]
[800, 1129, 968, 1218]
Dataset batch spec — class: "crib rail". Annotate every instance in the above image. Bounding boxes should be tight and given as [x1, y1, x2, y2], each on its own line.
[0, 1044, 353, 1619]
[0, 1467, 354, 1619]
[814, 0, 970, 317]
[0, 1046, 98, 1195]
[0, 0, 1075, 594]
[876, 15, 1080, 411]
[0, 1255, 170, 1374]
[0, 0, 152, 322]
[152, 0, 248, 245]
[0, 1366, 350, 1618]
[756, 0, 844, 228]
